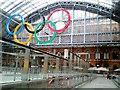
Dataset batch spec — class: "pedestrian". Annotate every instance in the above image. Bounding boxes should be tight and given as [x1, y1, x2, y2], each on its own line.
[107, 74, 109, 79]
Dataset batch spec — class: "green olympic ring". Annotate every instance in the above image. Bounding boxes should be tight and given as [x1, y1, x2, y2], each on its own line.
[34, 20, 57, 44]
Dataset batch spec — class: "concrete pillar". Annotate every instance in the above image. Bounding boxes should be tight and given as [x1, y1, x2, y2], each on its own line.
[55, 52, 61, 73]
[80, 59, 83, 67]
[73, 55, 77, 72]
[83, 61, 87, 73]
[69, 53, 73, 71]
[63, 60, 67, 73]
[64, 49, 68, 73]
[55, 57, 60, 73]
[77, 56, 79, 66]
[79, 59, 81, 68]
[13, 53, 19, 81]
[74, 55, 76, 67]
[22, 48, 30, 81]
[80, 59, 84, 73]
[43, 54, 49, 79]
[84, 62, 87, 73]
[14, 50, 23, 81]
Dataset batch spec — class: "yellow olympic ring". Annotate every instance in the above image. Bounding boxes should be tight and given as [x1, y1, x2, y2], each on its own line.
[14, 22, 33, 44]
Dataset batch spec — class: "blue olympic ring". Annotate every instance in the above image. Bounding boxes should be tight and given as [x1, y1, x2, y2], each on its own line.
[6, 14, 24, 35]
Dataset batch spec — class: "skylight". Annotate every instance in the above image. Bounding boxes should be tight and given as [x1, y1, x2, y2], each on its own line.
[0, 0, 113, 19]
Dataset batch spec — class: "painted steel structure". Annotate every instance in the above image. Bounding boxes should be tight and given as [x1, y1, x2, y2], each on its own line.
[0, 0, 120, 46]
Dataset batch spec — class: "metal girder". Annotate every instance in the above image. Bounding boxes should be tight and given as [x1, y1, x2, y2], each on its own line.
[25, 1, 120, 23]
[34, 42, 120, 48]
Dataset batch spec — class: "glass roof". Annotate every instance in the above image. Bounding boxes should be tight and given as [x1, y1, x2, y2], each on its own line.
[0, 0, 114, 19]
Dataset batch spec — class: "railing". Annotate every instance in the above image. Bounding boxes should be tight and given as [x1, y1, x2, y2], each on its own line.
[2, 66, 97, 88]
[47, 73, 97, 88]
[1, 66, 77, 82]
[112, 75, 120, 88]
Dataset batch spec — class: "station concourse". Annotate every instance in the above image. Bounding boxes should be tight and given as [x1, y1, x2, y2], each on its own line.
[0, 0, 120, 89]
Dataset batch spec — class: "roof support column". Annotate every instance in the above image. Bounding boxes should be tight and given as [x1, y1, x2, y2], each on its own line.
[84, 9, 86, 43]
[97, 11, 99, 43]
[71, 6, 74, 44]
[110, 12, 112, 42]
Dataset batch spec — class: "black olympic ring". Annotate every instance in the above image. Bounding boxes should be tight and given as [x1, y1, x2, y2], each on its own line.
[24, 12, 45, 34]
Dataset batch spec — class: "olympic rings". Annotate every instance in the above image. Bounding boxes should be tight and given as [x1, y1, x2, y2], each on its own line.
[6, 8, 71, 44]
[6, 14, 24, 35]
[14, 22, 33, 44]
[47, 8, 71, 33]
[25, 13, 45, 34]
[34, 20, 57, 44]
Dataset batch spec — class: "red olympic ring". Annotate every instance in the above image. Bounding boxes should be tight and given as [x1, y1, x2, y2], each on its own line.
[47, 8, 71, 33]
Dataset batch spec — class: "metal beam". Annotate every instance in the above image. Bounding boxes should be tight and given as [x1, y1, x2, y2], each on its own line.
[1, 37, 69, 61]
[0, 51, 44, 57]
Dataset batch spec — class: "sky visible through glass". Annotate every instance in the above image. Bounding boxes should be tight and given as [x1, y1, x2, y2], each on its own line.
[0, 0, 113, 18]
